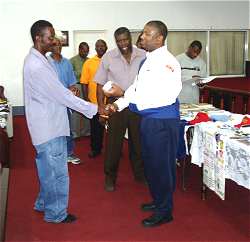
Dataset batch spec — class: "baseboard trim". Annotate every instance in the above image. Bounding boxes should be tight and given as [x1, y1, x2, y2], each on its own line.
[12, 106, 24, 116]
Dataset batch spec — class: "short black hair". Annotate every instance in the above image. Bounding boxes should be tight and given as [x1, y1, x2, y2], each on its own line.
[30, 20, 53, 43]
[95, 39, 107, 47]
[114, 27, 131, 39]
[190, 40, 202, 50]
[79, 42, 89, 49]
[145, 20, 168, 42]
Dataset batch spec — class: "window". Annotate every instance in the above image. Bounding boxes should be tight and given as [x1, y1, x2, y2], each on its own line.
[130, 29, 248, 76]
[209, 31, 245, 75]
[167, 31, 207, 62]
[167, 30, 247, 76]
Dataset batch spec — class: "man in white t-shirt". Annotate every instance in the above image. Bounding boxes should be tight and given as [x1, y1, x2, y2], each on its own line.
[176, 40, 206, 104]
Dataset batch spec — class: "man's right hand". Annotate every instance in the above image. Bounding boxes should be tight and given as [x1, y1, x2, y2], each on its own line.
[69, 86, 80, 97]
[98, 103, 118, 120]
[98, 105, 108, 116]
[97, 105, 109, 125]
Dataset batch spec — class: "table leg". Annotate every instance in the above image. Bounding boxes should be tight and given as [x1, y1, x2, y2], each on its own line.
[181, 155, 191, 191]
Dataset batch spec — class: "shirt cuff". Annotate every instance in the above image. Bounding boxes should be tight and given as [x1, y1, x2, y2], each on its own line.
[114, 97, 129, 112]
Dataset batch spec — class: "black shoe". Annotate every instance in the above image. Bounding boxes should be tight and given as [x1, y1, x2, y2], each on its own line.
[142, 214, 173, 227]
[104, 176, 115, 192]
[34, 208, 44, 213]
[61, 214, 77, 223]
[141, 202, 156, 212]
[88, 150, 101, 158]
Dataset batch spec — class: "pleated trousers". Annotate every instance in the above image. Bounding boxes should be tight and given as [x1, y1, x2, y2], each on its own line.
[140, 117, 179, 215]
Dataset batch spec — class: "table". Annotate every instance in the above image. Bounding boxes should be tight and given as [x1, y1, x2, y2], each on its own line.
[0, 102, 13, 138]
[190, 120, 250, 200]
[0, 103, 11, 167]
[178, 104, 250, 199]
[0, 129, 9, 168]
[178, 104, 219, 190]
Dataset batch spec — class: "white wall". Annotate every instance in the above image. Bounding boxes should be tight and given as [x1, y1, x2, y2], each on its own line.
[0, 0, 249, 106]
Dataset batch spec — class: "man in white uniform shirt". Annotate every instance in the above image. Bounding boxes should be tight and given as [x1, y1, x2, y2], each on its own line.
[176, 40, 206, 104]
[105, 20, 182, 227]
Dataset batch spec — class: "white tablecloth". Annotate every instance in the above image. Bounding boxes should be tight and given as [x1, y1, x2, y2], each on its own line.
[190, 121, 250, 199]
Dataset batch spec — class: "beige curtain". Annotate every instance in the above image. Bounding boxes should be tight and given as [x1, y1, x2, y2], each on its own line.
[167, 31, 207, 61]
[131, 30, 246, 76]
[210, 31, 245, 75]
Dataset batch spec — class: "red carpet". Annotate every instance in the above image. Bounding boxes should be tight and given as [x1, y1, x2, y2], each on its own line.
[5, 116, 250, 241]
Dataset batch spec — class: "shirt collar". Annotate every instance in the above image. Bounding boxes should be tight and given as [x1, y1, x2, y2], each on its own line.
[92, 55, 101, 60]
[146, 45, 167, 58]
[30, 47, 49, 64]
[79, 55, 88, 61]
[48, 54, 63, 63]
[30, 47, 45, 58]
[113, 46, 145, 60]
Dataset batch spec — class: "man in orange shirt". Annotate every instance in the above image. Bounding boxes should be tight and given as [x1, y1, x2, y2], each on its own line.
[80, 39, 108, 158]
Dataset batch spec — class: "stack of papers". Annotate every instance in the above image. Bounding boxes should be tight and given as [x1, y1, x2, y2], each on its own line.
[0, 103, 9, 128]
[180, 103, 219, 120]
[191, 76, 217, 86]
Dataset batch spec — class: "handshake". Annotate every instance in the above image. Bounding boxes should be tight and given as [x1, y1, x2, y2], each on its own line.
[98, 81, 124, 119]
[69, 85, 80, 97]
[98, 103, 118, 119]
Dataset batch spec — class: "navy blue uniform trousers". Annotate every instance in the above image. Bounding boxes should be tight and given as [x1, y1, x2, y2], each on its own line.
[140, 117, 179, 216]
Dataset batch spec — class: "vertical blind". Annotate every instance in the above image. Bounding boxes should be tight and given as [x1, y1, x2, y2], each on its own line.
[209, 31, 245, 75]
[167, 31, 207, 62]
[131, 30, 247, 76]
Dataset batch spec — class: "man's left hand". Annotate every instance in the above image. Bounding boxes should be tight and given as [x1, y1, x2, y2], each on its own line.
[103, 83, 124, 97]
[69, 86, 80, 97]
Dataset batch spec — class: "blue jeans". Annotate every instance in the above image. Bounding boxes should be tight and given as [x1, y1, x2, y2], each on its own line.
[34, 136, 69, 223]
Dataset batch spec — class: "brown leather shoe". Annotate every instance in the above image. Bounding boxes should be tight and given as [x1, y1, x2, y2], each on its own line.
[105, 176, 115, 192]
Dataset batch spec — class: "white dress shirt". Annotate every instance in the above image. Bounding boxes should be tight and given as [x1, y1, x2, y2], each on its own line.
[115, 46, 182, 112]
